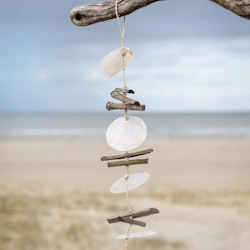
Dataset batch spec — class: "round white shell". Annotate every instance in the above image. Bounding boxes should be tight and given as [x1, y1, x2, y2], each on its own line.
[101, 47, 134, 77]
[116, 231, 157, 239]
[110, 173, 150, 193]
[106, 116, 147, 152]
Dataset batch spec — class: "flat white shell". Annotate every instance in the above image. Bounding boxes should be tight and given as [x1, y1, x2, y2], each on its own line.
[106, 116, 147, 152]
[110, 173, 150, 193]
[101, 47, 134, 77]
[116, 231, 157, 239]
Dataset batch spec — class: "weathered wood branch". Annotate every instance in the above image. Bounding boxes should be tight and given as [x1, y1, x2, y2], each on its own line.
[107, 158, 148, 167]
[107, 207, 159, 227]
[106, 102, 146, 111]
[101, 148, 153, 161]
[111, 89, 140, 105]
[70, 0, 250, 26]
[211, 0, 250, 19]
[70, 0, 159, 26]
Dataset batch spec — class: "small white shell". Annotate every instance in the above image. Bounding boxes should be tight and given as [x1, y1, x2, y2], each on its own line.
[110, 173, 150, 193]
[101, 47, 134, 77]
[106, 116, 147, 152]
[116, 231, 157, 239]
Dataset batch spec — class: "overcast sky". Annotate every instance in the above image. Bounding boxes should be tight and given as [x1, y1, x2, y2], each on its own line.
[0, 0, 250, 113]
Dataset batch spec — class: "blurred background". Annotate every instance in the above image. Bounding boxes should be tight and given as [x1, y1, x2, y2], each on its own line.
[1, 0, 250, 114]
[0, 1, 250, 250]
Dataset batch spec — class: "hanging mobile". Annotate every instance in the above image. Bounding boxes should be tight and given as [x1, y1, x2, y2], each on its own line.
[100, 0, 160, 249]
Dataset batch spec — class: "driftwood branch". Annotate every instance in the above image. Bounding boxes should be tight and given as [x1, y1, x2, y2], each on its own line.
[107, 158, 148, 167]
[211, 0, 250, 19]
[70, 0, 159, 26]
[106, 102, 146, 111]
[101, 148, 153, 161]
[111, 89, 140, 105]
[107, 207, 159, 227]
[70, 0, 250, 26]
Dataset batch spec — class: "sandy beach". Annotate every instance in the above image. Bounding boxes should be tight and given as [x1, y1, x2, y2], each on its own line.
[0, 138, 250, 250]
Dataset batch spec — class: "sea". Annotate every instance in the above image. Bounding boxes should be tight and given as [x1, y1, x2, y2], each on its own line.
[0, 113, 250, 139]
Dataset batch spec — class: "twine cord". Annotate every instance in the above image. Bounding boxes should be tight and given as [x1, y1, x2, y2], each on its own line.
[124, 224, 132, 250]
[125, 164, 133, 213]
[115, 2, 132, 249]
[115, 0, 128, 120]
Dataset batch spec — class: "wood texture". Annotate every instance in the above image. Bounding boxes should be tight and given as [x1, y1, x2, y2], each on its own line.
[107, 158, 148, 167]
[106, 102, 146, 111]
[107, 207, 159, 226]
[101, 148, 153, 161]
[111, 90, 140, 105]
[70, 0, 159, 26]
[70, 0, 250, 26]
[210, 0, 250, 19]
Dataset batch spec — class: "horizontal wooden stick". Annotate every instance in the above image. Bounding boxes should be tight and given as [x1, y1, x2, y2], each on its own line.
[101, 148, 153, 161]
[107, 207, 159, 227]
[107, 158, 148, 167]
[106, 102, 146, 111]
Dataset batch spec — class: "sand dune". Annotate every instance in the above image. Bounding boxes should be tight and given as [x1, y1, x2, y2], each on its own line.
[0, 138, 250, 250]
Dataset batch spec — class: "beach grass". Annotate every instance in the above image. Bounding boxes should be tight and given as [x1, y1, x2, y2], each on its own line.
[1, 185, 250, 250]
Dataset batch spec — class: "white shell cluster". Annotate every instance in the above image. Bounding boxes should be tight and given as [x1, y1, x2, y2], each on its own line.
[101, 47, 134, 77]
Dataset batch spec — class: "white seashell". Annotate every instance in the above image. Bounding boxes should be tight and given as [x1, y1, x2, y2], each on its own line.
[110, 173, 150, 193]
[101, 47, 134, 77]
[106, 116, 147, 152]
[115, 231, 157, 239]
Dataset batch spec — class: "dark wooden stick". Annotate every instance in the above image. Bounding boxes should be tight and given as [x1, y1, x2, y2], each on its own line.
[107, 158, 148, 167]
[107, 207, 159, 226]
[106, 102, 145, 111]
[101, 148, 153, 161]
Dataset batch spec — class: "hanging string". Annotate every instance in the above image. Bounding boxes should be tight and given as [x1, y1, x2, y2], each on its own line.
[125, 163, 133, 213]
[115, 0, 128, 121]
[124, 224, 132, 250]
[115, 3, 131, 250]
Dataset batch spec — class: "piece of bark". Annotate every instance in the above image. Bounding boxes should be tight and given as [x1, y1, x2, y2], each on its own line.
[107, 158, 148, 167]
[101, 148, 153, 161]
[106, 102, 146, 111]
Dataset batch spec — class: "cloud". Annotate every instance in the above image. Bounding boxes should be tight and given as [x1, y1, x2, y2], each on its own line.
[1, 0, 250, 113]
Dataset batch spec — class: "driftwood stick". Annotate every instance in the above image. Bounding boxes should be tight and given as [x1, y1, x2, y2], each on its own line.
[107, 207, 159, 226]
[111, 90, 140, 105]
[101, 148, 153, 161]
[70, 0, 250, 27]
[106, 102, 146, 111]
[115, 88, 135, 94]
[107, 158, 148, 167]
[118, 217, 146, 227]
[70, 0, 159, 26]
[210, 0, 250, 20]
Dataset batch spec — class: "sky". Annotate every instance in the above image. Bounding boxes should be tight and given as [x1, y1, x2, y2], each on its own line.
[0, 0, 250, 113]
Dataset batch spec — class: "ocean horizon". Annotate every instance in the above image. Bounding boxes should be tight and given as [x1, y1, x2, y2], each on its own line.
[0, 112, 250, 139]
